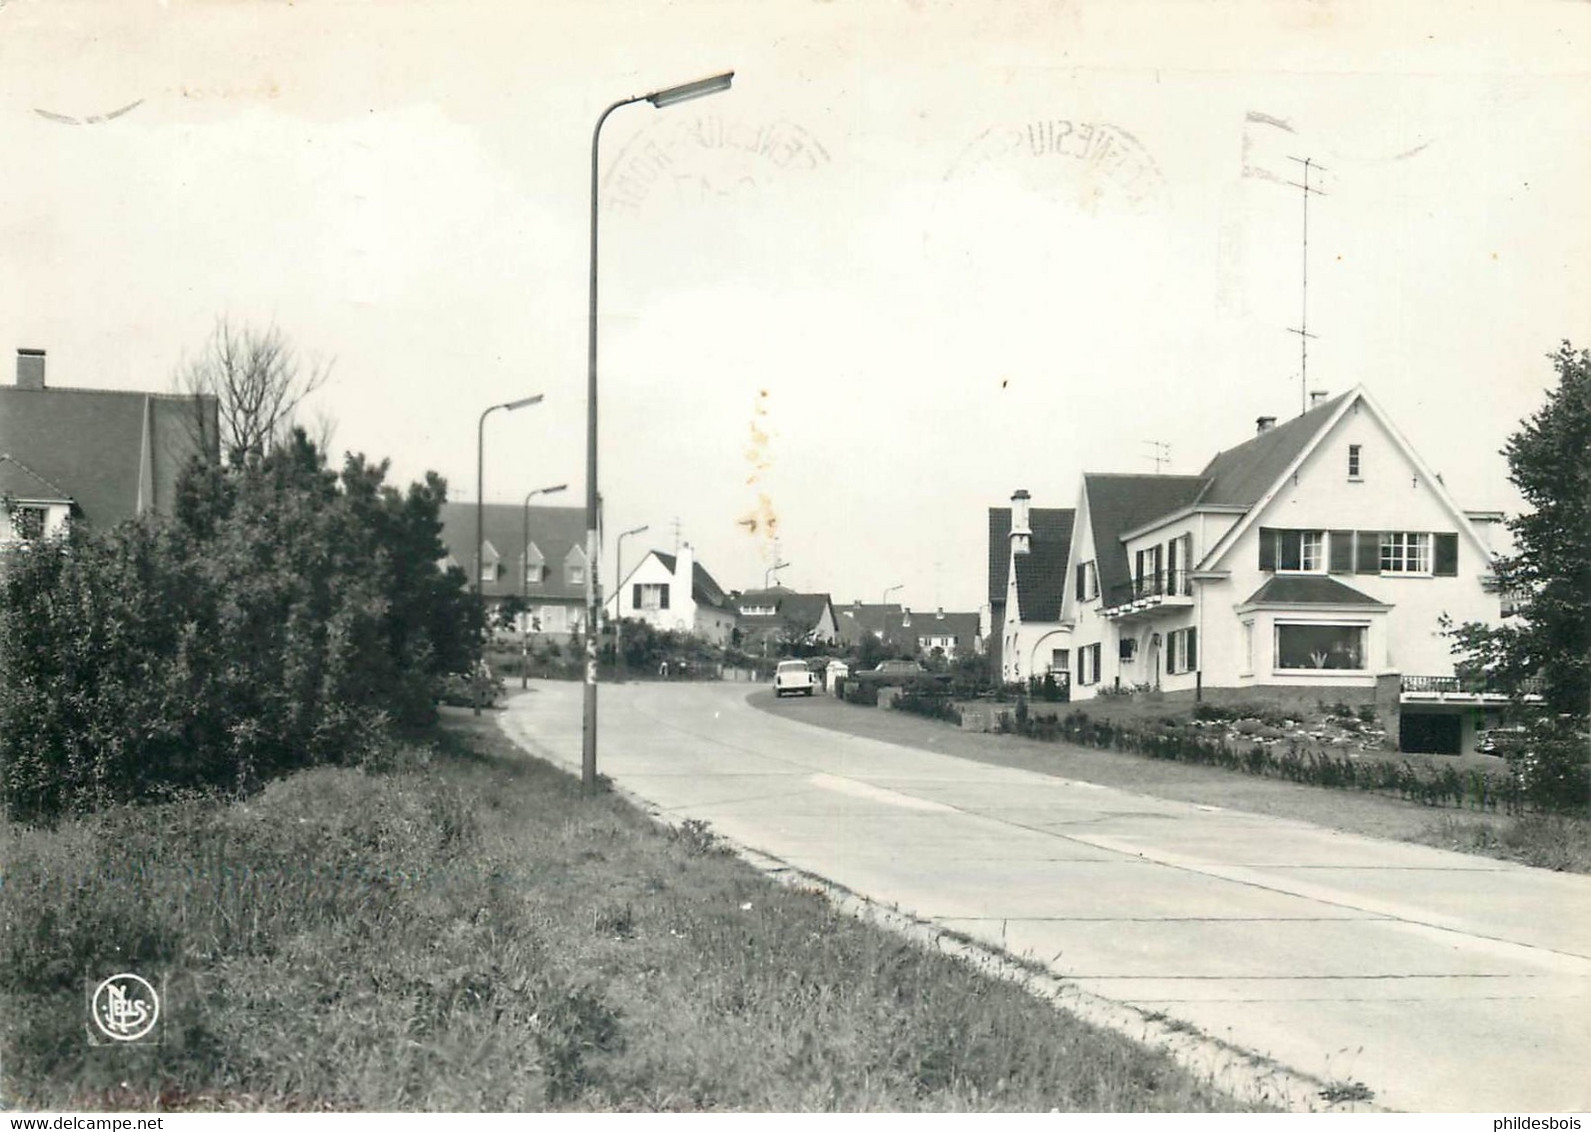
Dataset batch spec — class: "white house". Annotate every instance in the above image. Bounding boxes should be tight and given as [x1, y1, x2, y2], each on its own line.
[994, 491, 1076, 684]
[992, 387, 1509, 753]
[615, 543, 737, 645]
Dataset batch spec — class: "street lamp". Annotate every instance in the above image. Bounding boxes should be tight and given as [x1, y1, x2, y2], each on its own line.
[585, 70, 734, 792]
[613, 524, 649, 681]
[521, 483, 569, 689]
[475, 393, 544, 715]
[764, 559, 790, 589]
[882, 583, 903, 655]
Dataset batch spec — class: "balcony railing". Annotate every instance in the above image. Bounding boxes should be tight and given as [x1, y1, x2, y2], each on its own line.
[1104, 569, 1193, 611]
[1400, 674, 1544, 698]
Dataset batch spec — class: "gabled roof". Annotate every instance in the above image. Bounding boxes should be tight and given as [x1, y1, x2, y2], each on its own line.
[436, 501, 586, 601]
[991, 505, 1075, 622]
[735, 588, 835, 633]
[908, 610, 981, 643]
[1240, 575, 1389, 608]
[1200, 385, 1497, 570]
[1083, 475, 1208, 602]
[1195, 392, 1352, 507]
[0, 385, 218, 526]
[653, 551, 733, 611]
[0, 453, 74, 504]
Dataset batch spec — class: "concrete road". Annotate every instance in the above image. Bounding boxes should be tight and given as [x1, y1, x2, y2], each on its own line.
[500, 680, 1591, 1112]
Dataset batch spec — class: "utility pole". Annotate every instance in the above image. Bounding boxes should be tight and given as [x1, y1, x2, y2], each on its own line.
[1284, 155, 1326, 417]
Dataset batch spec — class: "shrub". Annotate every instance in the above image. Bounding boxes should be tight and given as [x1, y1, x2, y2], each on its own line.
[0, 434, 480, 822]
[893, 689, 961, 724]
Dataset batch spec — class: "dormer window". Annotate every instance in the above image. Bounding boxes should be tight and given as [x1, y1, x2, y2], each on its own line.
[1348, 444, 1362, 480]
[567, 563, 585, 586]
[523, 544, 545, 587]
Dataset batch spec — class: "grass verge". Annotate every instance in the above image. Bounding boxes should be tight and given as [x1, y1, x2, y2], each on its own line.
[1, 711, 1260, 1112]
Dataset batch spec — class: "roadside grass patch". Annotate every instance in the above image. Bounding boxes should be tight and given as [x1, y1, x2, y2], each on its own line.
[1415, 812, 1591, 873]
[2, 714, 1261, 1113]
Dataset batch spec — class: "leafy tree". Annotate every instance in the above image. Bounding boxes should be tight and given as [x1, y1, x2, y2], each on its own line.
[1446, 343, 1589, 811]
[0, 429, 479, 820]
[1449, 342, 1590, 722]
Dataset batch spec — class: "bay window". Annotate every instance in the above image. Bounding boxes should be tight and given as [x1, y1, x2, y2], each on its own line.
[1275, 623, 1366, 670]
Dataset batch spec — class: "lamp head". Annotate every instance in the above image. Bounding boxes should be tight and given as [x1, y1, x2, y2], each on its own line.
[503, 393, 545, 412]
[646, 71, 734, 109]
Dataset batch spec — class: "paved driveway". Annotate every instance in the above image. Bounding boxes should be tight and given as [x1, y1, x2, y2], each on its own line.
[500, 680, 1591, 1112]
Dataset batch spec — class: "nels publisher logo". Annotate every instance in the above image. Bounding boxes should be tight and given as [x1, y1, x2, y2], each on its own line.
[88, 972, 160, 1043]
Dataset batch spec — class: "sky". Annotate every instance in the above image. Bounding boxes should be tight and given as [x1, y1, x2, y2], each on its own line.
[2, 0, 1587, 613]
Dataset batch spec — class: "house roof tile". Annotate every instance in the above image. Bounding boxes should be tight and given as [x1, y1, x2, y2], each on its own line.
[1083, 475, 1209, 602]
[1195, 392, 1352, 507]
[0, 453, 74, 503]
[0, 385, 218, 526]
[652, 551, 732, 611]
[990, 506, 1075, 622]
[437, 501, 586, 601]
[735, 589, 834, 631]
[1242, 575, 1387, 607]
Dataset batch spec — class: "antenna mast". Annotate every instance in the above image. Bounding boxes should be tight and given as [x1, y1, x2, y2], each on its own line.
[1143, 440, 1171, 474]
[1285, 155, 1326, 416]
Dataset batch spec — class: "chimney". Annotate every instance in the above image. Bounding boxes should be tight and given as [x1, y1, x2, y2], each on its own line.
[16, 349, 45, 390]
[936, 607, 944, 620]
[1309, 389, 1329, 407]
[901, 606, 911, 627]
[675, 542, 694, 598]
[1010, 489, 1032, 556]
[1256, 416, 1276, 434]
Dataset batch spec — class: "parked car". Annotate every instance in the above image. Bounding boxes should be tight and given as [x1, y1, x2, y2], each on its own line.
[855, 659, 950, 690]
[774, 658, 817, 697]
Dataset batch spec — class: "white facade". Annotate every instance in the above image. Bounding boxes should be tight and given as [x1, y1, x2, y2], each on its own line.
[1057, 388, 1504, 701]
[0, 499, 71, 546]
[615, 544, 735, 646]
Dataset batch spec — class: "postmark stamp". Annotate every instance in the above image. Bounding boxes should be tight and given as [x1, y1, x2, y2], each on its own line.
[944, 118, 1166, 213]
[602, 115, 831, 214]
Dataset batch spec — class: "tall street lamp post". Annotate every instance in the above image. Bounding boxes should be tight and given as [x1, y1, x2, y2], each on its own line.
[521, 483, 569, 689]
[613, 523, 649, 681]
[476, 394, 545, 715]
[882, 583, 903, 655]
[585, 70, 734, 792]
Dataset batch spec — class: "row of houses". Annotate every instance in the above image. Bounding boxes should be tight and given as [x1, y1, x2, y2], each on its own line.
[987, 386, 1510, 754]
[442, 504, 983, 660]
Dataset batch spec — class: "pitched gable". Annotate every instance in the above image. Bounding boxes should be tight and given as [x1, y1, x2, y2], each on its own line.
[0, 386, 218, 526]
[1196, 392, 1351, 508]
[992, 505, 1075, 623]
[1083, 474, 1208, 603]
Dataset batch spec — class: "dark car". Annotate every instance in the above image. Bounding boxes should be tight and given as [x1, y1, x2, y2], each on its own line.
[855, 659, 950, 690]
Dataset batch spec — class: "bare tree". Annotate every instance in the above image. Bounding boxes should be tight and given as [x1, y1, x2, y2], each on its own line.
[176, 318, 333, 466]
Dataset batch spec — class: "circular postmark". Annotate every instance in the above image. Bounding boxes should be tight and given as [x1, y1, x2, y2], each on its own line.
[945, 118, 1166, 213]
[601, 114, 830, 214]
[90, 972, 160, 1042]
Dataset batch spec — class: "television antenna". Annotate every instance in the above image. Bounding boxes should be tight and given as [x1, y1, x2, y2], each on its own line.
[1284, 155, 1326, 417]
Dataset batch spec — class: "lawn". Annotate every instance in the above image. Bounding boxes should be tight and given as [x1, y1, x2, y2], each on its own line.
[0, 711, 1262, 1113]
[758, 691, 1591, 873]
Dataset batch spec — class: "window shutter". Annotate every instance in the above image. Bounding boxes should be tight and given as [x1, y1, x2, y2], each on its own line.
[1186, 627, 1197, 670]
[1433, 532, 1459, 576]
[1076, 563, 1085, 601]
[1258, 528, 1276, 572]
[660, 584, 670, 610]
[1329, 530, 1354, 574]
[1355, 531, 1381, 574]
[632, 584, 642, 608]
